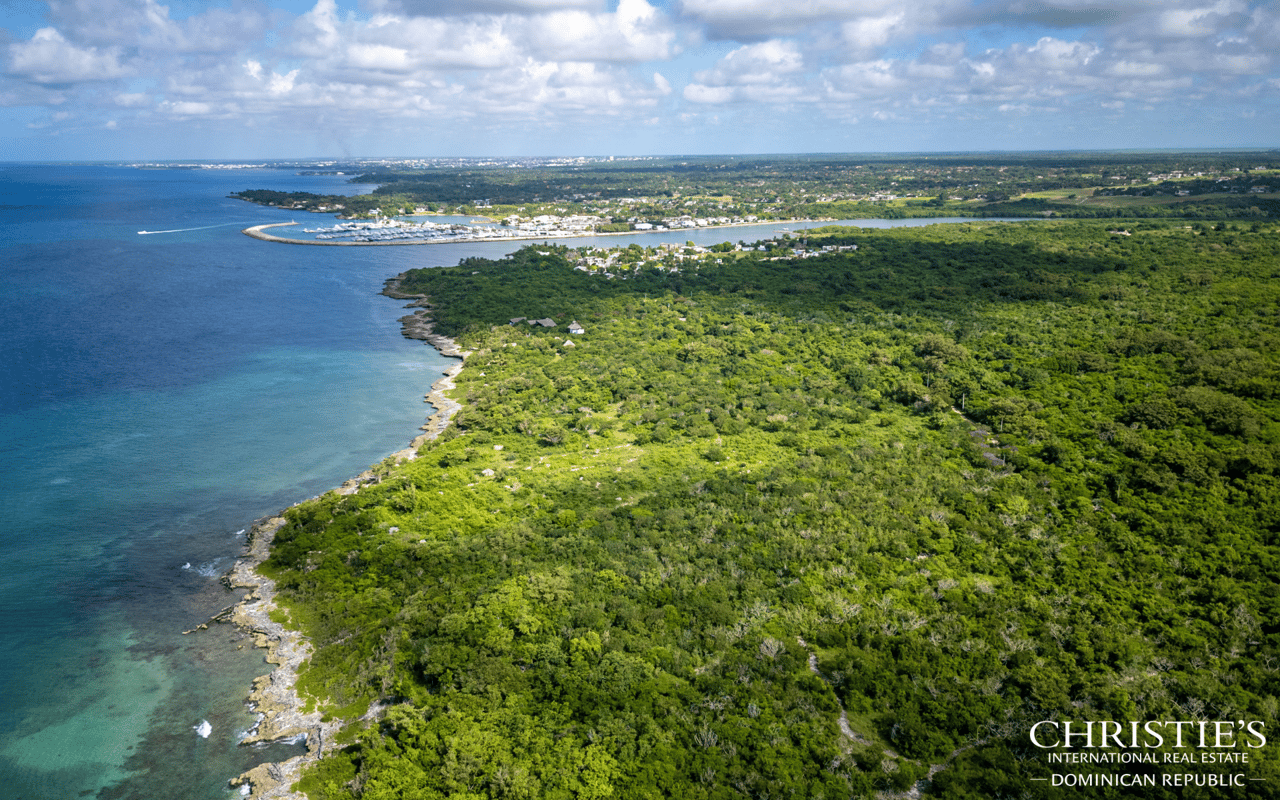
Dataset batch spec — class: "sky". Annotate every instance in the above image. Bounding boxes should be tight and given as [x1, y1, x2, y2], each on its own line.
[1, 0, 1277, 160]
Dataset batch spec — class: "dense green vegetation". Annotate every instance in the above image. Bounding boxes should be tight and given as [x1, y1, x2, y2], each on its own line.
[260, 218, 1280, 798]
[229, 189, 422, 218]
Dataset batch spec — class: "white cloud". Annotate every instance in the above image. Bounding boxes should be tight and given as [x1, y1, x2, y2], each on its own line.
[40, 0, 268, 54]
[161, 100, 215, 116]
[1018, 36, 1100, 74]
[1106, 60, 1166, 78]
[114, 92, 150, 107]
[267, 69, 300, 95]
[683, 40, 807, 103]
[371, 0, 602, 15]
[3, 0, 1278, 154]
[346, 43, 415, 72]
[519, 0, 675, 62]
[668, 0, 1273, 134]
[468, 60, 654, 117]
[960, 1, 1145, 29]
[288, 0, 675, 82]
[678, 0, 958, 40]
[7, 27, 131, 84]
[839, 12, 908, 51]
[1156, 0, 1248, 37]
[290, 0, 344, 58]
[683, 84, 733, 103]
[1212, 52, 1268, 74]
[822, 59, 906, 99]
[377, 17, 518, 70]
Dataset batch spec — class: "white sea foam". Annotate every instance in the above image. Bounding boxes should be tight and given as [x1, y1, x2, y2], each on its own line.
[137, 222, 242, 235]
[249, 730, 308, 749]
[195, 558, 223, 577]
[50, 477, 71, 485]
[240, 785, 250, 796]
[238, 712, 265, 742]
[181, 562, 192, 570]
[234, 528, 246, 537]
[194, 719, 212, 738]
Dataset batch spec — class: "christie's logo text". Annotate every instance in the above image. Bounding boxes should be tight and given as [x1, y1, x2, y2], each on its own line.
[1030, 720, 1266, 750]
[1029, 720, 1266, 788]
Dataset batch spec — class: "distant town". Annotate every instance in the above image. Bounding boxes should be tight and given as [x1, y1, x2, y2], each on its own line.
[223, 151, 1280, 234]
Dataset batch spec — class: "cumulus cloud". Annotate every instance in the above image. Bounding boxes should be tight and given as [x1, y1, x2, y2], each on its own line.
[821, 58, 911, 100]
[40, 0, 268, 53]
[683, 40, 806, 103]
[114, 92, 151, 107]
[1019, 36, 1100, 72]
[370, 0, 602, 15]
[161, 100, 215, 116]
[2, 0, 1277, 153]
[232, 0, 679, 133]
[517, 0, 675, 63]
[679, 0, 960, 40]
[289, 0, 672, 77]
[1156, 0, 1250, 38]
[839, 11, 910, 51]
[959, 1, 1143, 29]
[7, 27, 132, 84]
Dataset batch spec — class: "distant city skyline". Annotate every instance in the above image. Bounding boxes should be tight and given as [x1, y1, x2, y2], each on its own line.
[2, 0, 1277, 160]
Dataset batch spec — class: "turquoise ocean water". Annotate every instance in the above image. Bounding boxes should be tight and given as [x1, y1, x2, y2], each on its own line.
[0, 163, 1013, 799]
[0, 164, 462, 800]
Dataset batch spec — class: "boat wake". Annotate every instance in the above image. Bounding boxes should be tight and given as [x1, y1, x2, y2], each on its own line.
[137, 222, 243, 235]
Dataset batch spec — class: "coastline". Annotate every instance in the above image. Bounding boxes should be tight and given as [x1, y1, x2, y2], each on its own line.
[241, 218, 821, 247]
[225, 275, 468, 799]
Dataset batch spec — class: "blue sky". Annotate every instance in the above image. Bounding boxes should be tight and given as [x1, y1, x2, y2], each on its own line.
[2, 0, 1277, 160]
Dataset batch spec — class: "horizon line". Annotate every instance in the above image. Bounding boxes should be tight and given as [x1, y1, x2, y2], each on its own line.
[4, 146, 1280, 166]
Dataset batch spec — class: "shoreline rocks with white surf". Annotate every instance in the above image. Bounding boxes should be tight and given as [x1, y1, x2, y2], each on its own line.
[384, 274, 470, 461]
[227, 275, 469, 798]
[226, 515, 341, 800]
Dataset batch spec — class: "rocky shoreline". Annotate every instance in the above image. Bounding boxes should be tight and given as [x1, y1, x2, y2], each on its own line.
[384, 275, 470, 456]
[224, 274, 468, 799]
[225, 516, 337, 799]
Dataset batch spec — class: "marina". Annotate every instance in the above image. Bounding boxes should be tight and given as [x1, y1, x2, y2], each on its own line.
[247, 213, 609, 245]
[300, 217, 507, 243]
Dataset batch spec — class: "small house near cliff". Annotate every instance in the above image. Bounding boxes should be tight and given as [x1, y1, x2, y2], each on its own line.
[568, 321, 585, 335]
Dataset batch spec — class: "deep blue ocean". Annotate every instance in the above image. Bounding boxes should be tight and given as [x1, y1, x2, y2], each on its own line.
[0, 164, 467, 800]
[0, 163, 1013, 799]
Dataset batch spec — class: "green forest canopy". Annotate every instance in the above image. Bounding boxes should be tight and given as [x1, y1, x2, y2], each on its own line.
[258, 218, 1280, 799]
